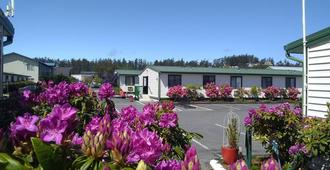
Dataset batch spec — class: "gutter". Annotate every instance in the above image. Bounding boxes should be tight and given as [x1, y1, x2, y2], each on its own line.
[285, 51, 303, 63]
[3, 35, 13, 46]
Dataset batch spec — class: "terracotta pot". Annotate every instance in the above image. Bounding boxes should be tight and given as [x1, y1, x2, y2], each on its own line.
[129, 96, 134, 102]
[221, 145, 238, 165]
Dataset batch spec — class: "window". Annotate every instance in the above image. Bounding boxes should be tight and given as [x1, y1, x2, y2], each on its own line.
[261, 77, 272, 88]
[203, 75, 215, 86]
[27, 64, 34, 71]
[125, 76, 135, 86]
[230, 76, 242, 89]
[286, 77, 296, 88]
[168, 75, 182, 87]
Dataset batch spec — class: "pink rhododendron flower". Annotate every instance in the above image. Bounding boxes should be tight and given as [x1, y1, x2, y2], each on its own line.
[98, 83, 115, 100]
[127, 128, 163, 165]
[159, 113, 178, 128]
[10, 113, 39, 144]
[167, 85, 188, 100]
[181, 146, 200, 170]
[69, 82, 89, 97]
[155, 159, 181, 170]
[263, 86, 280, 100]
[219, 84, 233, 98]
[205, 83, 219, 99]
[287, 87, 300, 100]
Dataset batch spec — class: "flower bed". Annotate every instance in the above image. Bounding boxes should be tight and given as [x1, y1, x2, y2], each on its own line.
[244, 103, 330, 169]
[0, 81, 202, 170]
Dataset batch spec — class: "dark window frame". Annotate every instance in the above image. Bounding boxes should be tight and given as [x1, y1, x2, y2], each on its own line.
[285, 77, 296, 88]
[230, 76, 243, 89]
[125, 75, 135, 86]
[168, 75, 182, 87]
[261, 77, 273, 88]
[203, 75, 216, 86]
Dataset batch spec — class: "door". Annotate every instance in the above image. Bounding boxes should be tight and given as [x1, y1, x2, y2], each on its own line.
[143, 76, 148, 94]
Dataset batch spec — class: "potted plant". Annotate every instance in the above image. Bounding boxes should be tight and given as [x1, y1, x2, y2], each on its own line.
[222, 116, 239, 164]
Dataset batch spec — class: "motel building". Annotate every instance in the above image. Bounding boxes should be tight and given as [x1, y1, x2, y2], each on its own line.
[117, 65, 302, 101]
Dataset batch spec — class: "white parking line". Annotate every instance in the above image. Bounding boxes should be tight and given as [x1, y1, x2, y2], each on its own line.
[189, 104, 213, 111]
[221, 105, 240, 110]
[135, 101, 145, 105]
[192, 139, 210, 151]
[215, 123, 246, 135]
[174, 108, 183, 112]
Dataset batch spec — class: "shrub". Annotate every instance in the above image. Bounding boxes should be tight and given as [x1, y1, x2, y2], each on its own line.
[219, 84, 233, 99]
[263, 86, 280, 100]
[185, 84, 202, 101]
[244, 103, 303, 163]
[250, 86, 261, 100]
[234, 88, 249, 101]
[167, 85, 188, 101]
[3, 81, 35, 93]
[204, 83, 219, 100]
[287, 87, 300, 100]
[0, 81, 202, 169]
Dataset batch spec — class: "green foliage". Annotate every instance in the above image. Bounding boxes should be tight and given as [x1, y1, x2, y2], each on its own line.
[31, 138, 72, 170]
[250, 86, 260, 100]
[299, 114, 330, 157]
[0, 153, 26, 170]
[226, 117, 239, 148]
[185, 84, 201, 90]
[3, 81, 34, 94]
[114, 86, 121, 95]
[248, 105, 302, 163]
[42, 75, 77, 84]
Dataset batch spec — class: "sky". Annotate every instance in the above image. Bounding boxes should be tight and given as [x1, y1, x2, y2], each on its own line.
[2, 0, 330, 62]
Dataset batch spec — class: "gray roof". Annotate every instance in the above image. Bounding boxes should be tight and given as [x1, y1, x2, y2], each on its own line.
[146, 65, 302, 76]
[4, 52, 38, 64]
[115, 69, 142, 75]
[268, 66, 303, 71]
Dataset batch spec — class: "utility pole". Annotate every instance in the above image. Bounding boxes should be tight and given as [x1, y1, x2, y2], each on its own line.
[302, 0, 308, 116]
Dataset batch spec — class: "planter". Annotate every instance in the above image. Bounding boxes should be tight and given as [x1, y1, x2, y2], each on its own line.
[221, 145, 238, 165]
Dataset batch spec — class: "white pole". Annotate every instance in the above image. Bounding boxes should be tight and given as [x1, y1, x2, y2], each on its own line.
[302, 0, 308, 116]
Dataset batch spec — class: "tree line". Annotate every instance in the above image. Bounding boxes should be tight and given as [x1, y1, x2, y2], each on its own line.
[36, 54, 301, 76]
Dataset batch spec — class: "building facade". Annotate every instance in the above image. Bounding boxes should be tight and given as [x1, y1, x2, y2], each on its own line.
[138, 66, 303, 100]
[3, 53, 39, 82]
[285, 26, 330, 117]
[115, 69, 141, 93]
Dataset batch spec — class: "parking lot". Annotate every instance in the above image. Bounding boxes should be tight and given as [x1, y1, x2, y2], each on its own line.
[112, 98, 272, 169]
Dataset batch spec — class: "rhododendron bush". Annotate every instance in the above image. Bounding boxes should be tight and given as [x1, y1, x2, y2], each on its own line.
[0, 81, 202, 170]
[204, 83, 233, 100]
[262, 86, 280, 100]
[244, 103, 303, 163]
[166, 85, 188, 101]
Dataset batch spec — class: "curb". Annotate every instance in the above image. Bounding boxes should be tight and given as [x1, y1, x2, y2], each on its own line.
[210, 159, 226, 170]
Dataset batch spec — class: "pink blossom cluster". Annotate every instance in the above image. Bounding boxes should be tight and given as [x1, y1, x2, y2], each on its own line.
[204, 83, 233, 99]
[8, 81, 200, 169]
[167, 85, 188, 100]
[287, 87, 300, 100]
[263, 86, 280, 100]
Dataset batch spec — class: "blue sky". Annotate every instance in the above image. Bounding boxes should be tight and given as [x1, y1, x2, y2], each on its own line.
[3, 0, 330, 62]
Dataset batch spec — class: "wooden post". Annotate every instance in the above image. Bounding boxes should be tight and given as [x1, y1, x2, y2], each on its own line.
[0, 25, 3, 97]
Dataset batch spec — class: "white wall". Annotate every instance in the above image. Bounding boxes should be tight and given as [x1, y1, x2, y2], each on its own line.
[158, 73, 302, 98]
[307, 40, 330, 117]
[4, 56, 39, 82]
[139, 68, 159, 98]
[118, 75, 139, 92]
[71, 74, 82, 81]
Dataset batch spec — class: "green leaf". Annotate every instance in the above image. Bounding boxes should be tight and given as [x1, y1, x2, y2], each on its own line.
[0, 153, 26, 170]
[80, 157, 94, 170]
[31, 137, 68, 170]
